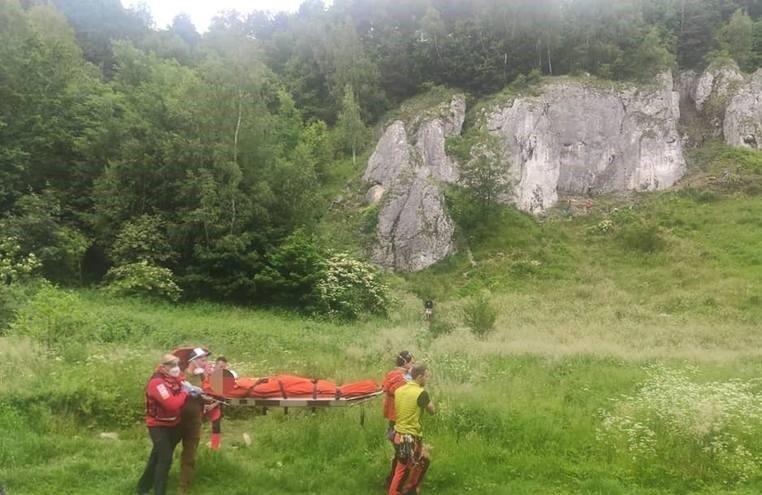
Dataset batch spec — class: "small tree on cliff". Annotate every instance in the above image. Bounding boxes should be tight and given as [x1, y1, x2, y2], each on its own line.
[461, 133, 511, 210]
[336, 84, 368, 165]
[717, 9, 754, 71]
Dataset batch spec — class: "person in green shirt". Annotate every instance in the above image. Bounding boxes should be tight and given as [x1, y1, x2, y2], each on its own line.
[388, 364, 435, 495]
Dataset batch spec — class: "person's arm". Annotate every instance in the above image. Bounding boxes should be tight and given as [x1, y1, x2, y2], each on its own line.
[417, 390, 435, 415]
[147, 378, 188, 415]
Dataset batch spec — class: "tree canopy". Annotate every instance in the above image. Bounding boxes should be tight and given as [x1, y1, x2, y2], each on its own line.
[2, 0, 761, 308]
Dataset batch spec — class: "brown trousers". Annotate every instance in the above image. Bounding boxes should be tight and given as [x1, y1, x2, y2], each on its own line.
[178, 398, 203, 493]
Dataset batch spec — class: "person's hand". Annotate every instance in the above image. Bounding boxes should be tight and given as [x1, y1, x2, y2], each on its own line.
[181, 381, 203, 396]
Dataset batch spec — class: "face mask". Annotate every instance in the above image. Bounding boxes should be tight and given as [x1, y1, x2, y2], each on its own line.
[193, 368, 205, 376]
[168, 366, 181, 377]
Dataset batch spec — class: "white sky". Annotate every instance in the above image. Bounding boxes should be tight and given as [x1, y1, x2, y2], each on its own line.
[120, 0, 312, 31]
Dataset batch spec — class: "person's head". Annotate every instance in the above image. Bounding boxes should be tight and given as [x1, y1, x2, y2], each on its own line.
[409, 364, 429, 385]
[395, 350, 414, 368]
[187, 347, 210, 374]
[215, 356, 228, 370]
[160, 354, 181, 378]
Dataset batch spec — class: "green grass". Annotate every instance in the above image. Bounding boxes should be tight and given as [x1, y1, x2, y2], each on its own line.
[3, 287, 762, 494]
[4, 143, 762, 494]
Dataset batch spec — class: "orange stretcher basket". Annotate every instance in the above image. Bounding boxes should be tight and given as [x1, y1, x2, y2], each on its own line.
[204, 369, 382, 408]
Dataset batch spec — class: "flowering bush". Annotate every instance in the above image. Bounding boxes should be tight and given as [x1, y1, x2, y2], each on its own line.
[314, 253, 389, 320]
[598, 366, 762, 484]
[0, 237, 41, 285]
[104, 261, 181, 302]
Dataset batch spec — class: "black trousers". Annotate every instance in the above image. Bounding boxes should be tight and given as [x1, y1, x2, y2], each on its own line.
[136, 425, 181, 495]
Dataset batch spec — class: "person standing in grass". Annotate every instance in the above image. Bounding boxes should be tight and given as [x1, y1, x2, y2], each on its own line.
[178, 347, 211, 495]
[137, 354, 190, 495]
[383, 351, 414, 428]
[423, 300, 434, 321]
[206, 356, 236, 450]
[383, 351, 415, 484]
[388, 364, 435, 495]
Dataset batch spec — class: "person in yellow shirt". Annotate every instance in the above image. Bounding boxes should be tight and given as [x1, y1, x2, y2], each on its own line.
[388, 364, 435, 495]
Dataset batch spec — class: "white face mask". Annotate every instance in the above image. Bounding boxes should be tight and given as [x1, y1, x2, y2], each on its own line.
[193, 367, 205, 376]
[168, 366, 181, 377]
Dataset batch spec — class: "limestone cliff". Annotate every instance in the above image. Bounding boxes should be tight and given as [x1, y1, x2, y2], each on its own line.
[486, 72, 685, 213]
[724, 70, 762, 149]
[363, 95, 466, 271]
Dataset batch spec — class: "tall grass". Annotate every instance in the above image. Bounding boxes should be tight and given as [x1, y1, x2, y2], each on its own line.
[4, 143, 762, 493]
[3, 288, 762, 494]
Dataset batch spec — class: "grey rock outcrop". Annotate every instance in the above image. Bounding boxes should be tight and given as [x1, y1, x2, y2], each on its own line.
[365, 184, 386, 205]
[363, 120, 409, 187]
[691, 63, 744, 113]
[363, 94, 465, 271]
[724, 69, 762, 149]
[679, 63, 745, 138]
[680, 63, 762, 149]
[373, 173, 455, 272]
[487, 72, 685, 213]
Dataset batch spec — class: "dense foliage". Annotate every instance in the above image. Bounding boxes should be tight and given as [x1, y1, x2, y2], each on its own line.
[2, 0, 762, 313]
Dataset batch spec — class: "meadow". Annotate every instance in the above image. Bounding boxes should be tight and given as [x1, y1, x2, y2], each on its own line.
[3, 142, 762, 494]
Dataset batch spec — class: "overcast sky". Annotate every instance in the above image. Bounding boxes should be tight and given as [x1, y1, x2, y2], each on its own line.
[120, 0, 313, 31]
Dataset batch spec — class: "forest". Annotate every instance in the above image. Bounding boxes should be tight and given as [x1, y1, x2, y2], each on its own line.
[2, 0, 762, 312]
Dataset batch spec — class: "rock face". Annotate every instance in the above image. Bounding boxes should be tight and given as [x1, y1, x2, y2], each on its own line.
[691, 63, 744, 112]
[679, 63, 745, 138]
[363, 95, 466, 271]
[487, 72, 686, 213]
[363, 120, 409, 187]
[364, 184, 386, 205]
[679, 62, 762, 149]
[724, 69, 762, 150]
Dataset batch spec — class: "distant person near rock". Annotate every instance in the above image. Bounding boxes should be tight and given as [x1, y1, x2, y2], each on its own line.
[423, 300, 434, 321]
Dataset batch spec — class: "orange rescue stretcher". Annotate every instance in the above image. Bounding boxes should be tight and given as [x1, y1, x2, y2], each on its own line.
[171, 345, 382, 409]
[204, 368, 382, 409]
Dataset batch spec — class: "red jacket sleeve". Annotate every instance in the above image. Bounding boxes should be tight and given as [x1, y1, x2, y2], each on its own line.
[147, 377, 188, 416]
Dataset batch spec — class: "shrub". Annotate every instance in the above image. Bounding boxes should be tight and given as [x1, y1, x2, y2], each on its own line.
[0, 191, 90, 283]
[428, 318, 455, 338]
[8, 284, 155, 346]
[315, 253, 389, 320]
[0, 349, 149, 427]
[598, 366, 762, 485]
[182, 233, 261, 301]
[462, 291, 497, 338]
[110, 215, 175, 266]
[605, 209, 666, 254]
[254, 230, 325, 309]
[0, 236, 41, 285]
[677, 187, 718, 204]
[0, 282, 44, 333]
[9, 282, 95, 346]
[104, 261, 181, 302]
[617, 221, 665, 254]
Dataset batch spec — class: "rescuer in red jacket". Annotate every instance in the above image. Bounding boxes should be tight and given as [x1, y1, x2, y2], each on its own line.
[136, 354, 192, 495]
